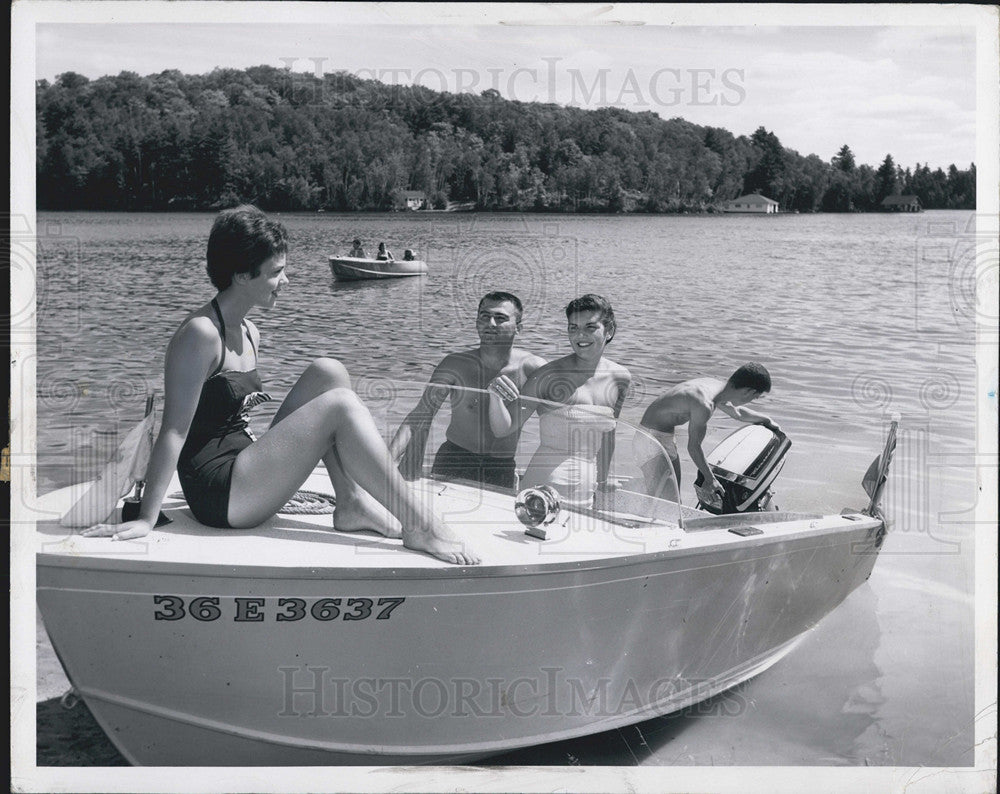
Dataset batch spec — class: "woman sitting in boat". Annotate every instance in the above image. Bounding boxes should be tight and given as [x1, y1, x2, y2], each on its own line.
[375, 242, 394, 261]
[82, 205, 478, 565]
[487, 294, 631, 507]
[348, 238, 367, 258]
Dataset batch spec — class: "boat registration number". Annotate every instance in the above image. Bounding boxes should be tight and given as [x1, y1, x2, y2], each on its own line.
[152, 596, 406, 622]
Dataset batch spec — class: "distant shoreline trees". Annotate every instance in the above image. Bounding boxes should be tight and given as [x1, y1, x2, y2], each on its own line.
[36, 66, 976, 213]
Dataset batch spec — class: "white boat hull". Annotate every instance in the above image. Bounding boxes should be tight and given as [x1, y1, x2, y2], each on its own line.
[36, 471, 884, 766]
[329, 256, 427, 280]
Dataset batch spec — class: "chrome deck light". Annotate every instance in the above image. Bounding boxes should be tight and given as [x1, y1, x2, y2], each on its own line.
[515, 485, 561, 539]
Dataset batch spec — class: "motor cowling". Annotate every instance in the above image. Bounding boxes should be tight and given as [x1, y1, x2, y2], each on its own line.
[695, 426, 791, 515]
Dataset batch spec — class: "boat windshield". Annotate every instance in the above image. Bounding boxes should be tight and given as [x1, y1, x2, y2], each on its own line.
[360, 378, 699, 528]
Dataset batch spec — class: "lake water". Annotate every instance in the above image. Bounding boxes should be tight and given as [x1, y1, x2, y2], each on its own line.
[33, 209, 979, 766]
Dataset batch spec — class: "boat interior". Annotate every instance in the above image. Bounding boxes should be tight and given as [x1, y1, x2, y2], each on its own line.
[36, 380, 880, 570]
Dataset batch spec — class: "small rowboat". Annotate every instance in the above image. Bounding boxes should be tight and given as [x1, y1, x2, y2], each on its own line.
[329, 256, 427, 281]
[35, 382, 896, 766]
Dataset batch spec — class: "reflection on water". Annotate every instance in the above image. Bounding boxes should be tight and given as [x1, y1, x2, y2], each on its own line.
[33, 210, 977, 766]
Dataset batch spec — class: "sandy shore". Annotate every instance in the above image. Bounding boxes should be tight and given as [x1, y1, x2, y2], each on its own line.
[37, 610, 127, 766]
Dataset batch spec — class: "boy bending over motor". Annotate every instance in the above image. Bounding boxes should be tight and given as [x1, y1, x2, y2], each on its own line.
[637, 363, 780, 504]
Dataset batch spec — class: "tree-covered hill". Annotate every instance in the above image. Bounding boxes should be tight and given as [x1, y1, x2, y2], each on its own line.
[36, 66, 976, 212]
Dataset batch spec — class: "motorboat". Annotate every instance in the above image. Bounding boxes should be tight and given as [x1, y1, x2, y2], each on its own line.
[329, 255, 427, 281]
[35, 381, 896, 766]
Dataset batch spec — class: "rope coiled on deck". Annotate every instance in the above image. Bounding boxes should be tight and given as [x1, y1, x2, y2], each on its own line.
[278, 490, 336, 515]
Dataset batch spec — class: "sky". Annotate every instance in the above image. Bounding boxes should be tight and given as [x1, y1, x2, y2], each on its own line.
[30, 6, 980, 171]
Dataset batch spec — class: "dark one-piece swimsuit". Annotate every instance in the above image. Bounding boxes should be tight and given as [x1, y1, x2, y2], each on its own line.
[177, 298, 271, 528]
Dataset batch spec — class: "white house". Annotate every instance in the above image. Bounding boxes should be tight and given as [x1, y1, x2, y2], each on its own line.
[880, 195, 922, 212]
[723, 194, 779, 213]
[401, 190, 427, 210]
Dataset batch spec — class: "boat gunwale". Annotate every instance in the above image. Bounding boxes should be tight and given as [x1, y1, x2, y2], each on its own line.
[36, 515, 882, 580]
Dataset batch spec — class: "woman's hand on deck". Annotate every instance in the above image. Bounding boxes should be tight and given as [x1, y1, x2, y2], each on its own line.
[80, 518, 153, 541]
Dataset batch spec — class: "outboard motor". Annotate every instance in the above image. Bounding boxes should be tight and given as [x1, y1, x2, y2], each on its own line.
[694, 425, 791, 514]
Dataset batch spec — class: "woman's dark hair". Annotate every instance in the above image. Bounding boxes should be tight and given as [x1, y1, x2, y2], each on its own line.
[726, 362, 772, 393]
[565, 294, 616, 342]
[206, 205, 288, 291]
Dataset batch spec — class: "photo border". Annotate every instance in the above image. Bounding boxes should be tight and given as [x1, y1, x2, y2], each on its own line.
[10, 3, 998, 793]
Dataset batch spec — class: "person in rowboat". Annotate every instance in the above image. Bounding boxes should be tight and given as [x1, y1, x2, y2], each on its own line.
[82, 205, 478, 565]
[637, 363, 780, 505]
[487, 294, 631, 507]
[375, 242, 394, 261]
[389, 292, 546, 490]
[348, 238, 367, 258]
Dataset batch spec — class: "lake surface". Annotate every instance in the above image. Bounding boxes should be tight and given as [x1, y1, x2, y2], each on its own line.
[33, 209, 979, 766]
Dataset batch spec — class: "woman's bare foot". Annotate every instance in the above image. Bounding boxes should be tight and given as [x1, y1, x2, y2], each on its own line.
[403, 515, 481, 565]
[333, 488, 402, 538]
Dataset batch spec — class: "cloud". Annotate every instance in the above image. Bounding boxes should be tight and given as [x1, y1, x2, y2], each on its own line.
[854, 94, 973, 121]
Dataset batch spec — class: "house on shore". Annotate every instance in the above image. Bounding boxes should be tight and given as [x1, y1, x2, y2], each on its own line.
[722, 194, 779, 214]
[399, 190, 427, 211]
[880, 195, 922, 212]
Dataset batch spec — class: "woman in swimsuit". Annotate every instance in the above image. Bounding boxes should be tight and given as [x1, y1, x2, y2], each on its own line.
[486, 294, 631, 507]
[82, 206, 478, 565]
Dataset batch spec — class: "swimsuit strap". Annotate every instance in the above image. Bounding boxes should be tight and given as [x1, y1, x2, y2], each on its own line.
[208, 298, 228, 378]
[208, 297, 257, 377]
[245, 321, 258, 357]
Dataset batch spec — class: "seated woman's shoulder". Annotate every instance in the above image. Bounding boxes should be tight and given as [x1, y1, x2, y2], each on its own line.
[600, 358, 631, 381]
[530, 357, 566, 380]
[524, 352, 548, 374]
[511, 348, 547, 369]
[172, 311, 220, 347]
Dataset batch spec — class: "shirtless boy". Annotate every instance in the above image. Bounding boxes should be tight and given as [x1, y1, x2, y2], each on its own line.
[389, 292, 546, 489]
[639, 363, 780, 503]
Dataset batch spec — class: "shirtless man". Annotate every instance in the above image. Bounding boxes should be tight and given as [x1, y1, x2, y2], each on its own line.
[638, 363, 780, 504]
[389, 292, 546, 489]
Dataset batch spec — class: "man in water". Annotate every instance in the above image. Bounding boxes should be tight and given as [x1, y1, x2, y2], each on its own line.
[390, 292, 546, 489]
[638, 362, 780, 504]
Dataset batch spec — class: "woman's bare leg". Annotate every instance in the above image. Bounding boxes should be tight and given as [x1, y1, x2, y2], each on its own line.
[227, 367, 479, 565]
[268, 359, 399, 536]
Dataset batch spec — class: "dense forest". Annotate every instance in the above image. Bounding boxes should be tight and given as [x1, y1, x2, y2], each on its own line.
[36, 66, 976, 213]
